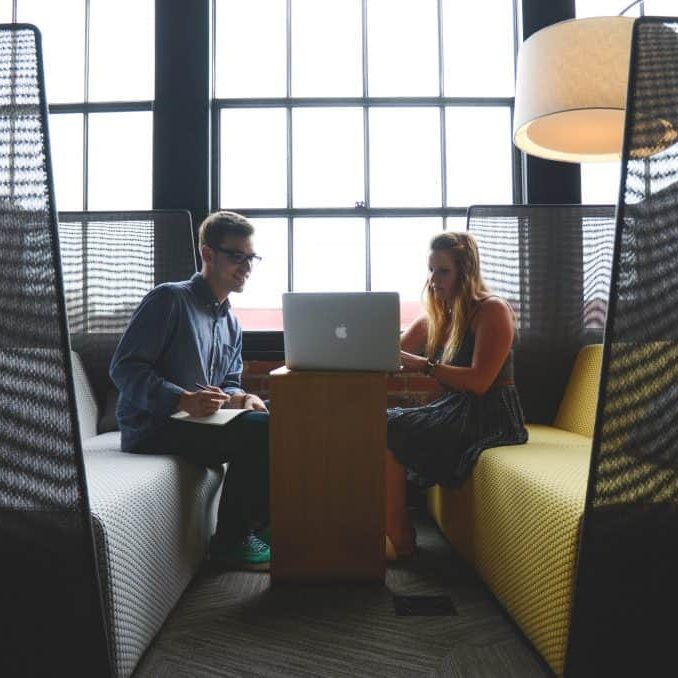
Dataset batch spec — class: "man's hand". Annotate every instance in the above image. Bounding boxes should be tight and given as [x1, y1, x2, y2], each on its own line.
[244, 393, 268, 412]
[229, 392, 268, 412]
[400, 350, 428, 373]
[178, 386, 230, 417]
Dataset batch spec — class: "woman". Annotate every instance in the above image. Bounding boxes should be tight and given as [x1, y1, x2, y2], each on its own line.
[386, 232, 528, 558]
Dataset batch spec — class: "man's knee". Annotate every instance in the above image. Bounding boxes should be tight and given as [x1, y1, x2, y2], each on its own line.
[240, 411, 269, 445]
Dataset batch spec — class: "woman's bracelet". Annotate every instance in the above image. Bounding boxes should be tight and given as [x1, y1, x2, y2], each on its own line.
[424, 358, 440, 376]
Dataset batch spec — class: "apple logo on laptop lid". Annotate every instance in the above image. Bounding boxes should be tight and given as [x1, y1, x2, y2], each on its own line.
[335, 324, 348, 339]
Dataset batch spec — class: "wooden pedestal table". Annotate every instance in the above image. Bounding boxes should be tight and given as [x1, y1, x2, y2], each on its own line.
[269, 367, 386, 583]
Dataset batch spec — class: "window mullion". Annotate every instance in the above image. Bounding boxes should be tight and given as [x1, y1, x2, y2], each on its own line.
[437, 0, 447, 226]
[288, 215, 293, 292]
[362, 0, 370, 289]
[83, 0, 91, 211]
[365, 216, 371, 291]
[82, 0, 90, 327]
[211, 102, 221, 225]
[286, 0, 293, 290]
[210, 0, 218, 213]
[512, 0, 523, 204]
[82, 114, 89, 211]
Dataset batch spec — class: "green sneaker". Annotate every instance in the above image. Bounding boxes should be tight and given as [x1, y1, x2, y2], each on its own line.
[210, 532, 271, 571]
[256, 526, 270, 545]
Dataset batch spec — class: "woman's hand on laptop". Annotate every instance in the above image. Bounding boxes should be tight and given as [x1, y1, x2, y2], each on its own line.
[178, 387, 230, 417]
[400, 350, 427, 373]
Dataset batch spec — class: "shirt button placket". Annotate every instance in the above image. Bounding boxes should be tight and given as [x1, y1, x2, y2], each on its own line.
[210, 306, 219, 384]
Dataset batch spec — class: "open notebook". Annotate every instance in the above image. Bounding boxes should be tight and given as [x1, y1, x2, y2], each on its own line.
[171, 409, 248, 426]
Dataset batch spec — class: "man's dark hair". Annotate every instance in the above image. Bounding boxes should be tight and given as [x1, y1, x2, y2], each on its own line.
[198, 210, 255, 251]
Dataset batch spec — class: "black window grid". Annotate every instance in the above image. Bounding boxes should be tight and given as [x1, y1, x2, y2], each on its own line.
[10, 0, 154, 212]
[211, 0, 524, 293]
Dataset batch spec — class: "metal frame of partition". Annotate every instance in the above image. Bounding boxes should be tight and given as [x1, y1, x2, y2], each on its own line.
[0, 24, 112, 676]
[566, 17, 678, 676]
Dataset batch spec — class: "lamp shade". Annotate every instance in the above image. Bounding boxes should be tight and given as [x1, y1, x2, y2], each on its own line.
[513, 16, 634, 163]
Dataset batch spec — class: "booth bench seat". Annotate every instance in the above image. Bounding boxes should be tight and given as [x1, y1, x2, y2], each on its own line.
[428, 344, 602, 676]
[72, 351, 225, 678]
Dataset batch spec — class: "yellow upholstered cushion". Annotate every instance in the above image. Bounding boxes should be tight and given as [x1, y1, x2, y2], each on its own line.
[553, 344, 603, 437]
[427, 480, 475, 565]
[428, 425, 592, 676]
[474, 431, 591, 677]
[427, 344, 603, 675]
[426, 425, 589, 567]
[520, 423, 592, 448]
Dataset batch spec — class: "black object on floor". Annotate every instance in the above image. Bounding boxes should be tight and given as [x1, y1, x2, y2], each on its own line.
[393, 594, 457, 617]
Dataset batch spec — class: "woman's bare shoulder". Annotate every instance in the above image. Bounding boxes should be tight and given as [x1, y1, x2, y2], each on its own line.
[404, 314, 429, 338]
[481, 296, 511, 311]
[409, 313, 428, 331]
[472, 296, 513, 327]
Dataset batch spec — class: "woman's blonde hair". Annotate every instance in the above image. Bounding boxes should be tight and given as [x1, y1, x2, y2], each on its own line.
[424, 231, 491, 363]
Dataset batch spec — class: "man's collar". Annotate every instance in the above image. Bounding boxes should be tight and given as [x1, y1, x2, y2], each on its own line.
[189, 272, 231, 315]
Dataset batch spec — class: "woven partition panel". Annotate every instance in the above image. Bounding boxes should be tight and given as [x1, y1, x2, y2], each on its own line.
[58, 211, 196, 413]
[567, 18, 678, 676]
[0, 25, 111, 675]
[468, 205, 616, 424]
[58, 210, 196, 335]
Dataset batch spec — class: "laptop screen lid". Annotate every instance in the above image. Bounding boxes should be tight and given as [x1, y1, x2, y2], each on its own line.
[282, 292, 400, 371]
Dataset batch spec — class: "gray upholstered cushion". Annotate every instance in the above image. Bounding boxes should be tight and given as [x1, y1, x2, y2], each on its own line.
[71, 350, 99, 441]
[83, 431, 125, 453]
[83, 437, 224, 678]
[72, 350, 225, 677]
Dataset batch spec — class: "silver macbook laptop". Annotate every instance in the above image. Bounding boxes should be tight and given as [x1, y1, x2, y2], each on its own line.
[282, 292, 400, 371]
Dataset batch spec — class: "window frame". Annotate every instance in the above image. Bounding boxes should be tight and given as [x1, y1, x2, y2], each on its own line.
[211, 0, 524, 308]
[8, 0, 580, 360]
[11, 0, 155, 211]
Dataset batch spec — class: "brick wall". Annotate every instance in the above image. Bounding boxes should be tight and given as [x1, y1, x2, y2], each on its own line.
[242, 361, 444, 408]
[241, 360, 284, 402]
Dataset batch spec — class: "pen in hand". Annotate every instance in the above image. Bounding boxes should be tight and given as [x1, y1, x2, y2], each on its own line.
[194, 383, 231, 403]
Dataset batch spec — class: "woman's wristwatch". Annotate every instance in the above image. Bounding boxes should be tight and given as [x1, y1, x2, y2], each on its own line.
[424, 358, 440, 376]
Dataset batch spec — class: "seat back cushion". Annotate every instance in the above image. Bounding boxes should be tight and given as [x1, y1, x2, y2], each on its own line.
[553, 344, 603, 438]
[70, 333, 121, 433]
[71, 350, 99, 441]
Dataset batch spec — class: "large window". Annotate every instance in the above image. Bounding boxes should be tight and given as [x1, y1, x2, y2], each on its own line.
[576, 0, 678, 204]
[8, 0, 154, 211]
[214, 0, 519, 329]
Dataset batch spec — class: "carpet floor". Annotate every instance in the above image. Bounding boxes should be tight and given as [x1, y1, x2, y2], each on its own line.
[134, 515, 553, 677]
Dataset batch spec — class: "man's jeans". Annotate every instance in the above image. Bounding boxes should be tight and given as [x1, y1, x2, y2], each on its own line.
[152, 411, 270, 547]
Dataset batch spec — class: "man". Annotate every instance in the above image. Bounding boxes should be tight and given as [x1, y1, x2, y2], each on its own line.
[110, 211, 270, 570]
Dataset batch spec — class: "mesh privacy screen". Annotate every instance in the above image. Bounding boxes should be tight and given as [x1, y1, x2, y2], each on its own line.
[0, 25, 111, 675]
[567, 18, 678, 676]
[468, 204, 616, 424]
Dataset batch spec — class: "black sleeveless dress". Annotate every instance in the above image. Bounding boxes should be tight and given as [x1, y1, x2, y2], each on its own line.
[387, 303, 528, 489]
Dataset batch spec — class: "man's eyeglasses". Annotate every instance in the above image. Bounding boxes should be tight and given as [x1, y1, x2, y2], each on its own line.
[211, 246, 262, 267]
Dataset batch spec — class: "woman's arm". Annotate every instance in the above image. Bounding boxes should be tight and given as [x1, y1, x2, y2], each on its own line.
[410, 299, 514, 395]
[400, 314, 428, 355]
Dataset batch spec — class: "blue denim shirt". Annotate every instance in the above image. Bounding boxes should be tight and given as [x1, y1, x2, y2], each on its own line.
[110, 272, 245, 452]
